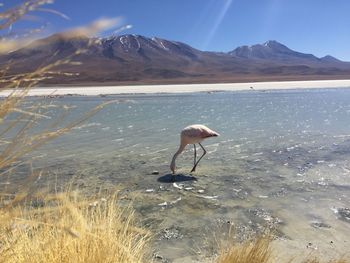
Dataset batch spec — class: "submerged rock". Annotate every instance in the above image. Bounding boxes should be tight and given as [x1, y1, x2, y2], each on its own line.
[310, 221, 331, 229]
[336, 207, 350, 222]
[152, 252, 170, 263]
[160, 227, 183, 240]
[246, 207, 283, 226]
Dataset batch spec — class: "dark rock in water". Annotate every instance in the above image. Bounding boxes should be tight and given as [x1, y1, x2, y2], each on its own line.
[153, 254, 163, 259]
[337, 207, 350, 222]
[310, 221, 331, 229]
[152, 252, 169, 263]
[268, 187, 288, 198]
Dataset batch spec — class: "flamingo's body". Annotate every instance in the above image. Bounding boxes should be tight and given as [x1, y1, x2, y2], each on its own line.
[170, 124, 219, 175]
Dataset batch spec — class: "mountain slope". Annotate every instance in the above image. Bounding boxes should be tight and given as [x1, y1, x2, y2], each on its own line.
[1, 34, 349, 85]
[229, 41, 318, 62]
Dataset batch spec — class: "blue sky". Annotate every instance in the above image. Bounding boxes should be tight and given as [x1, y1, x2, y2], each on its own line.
[3, 0, 350, 60]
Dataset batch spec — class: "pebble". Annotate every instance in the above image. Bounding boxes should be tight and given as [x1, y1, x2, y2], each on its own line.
[184, 187, 193, 191]
[170, 197, 182, 205]
[306, 242, 318, 250]
[258, 195, 269, 199]
[197, 189, 205, 193]
[158, 202, 167, 207]
[146, 189, 155, 193]
[173, 182, 184, 189]
[198, 195, 218, 199]
[151, 170, 160, 175]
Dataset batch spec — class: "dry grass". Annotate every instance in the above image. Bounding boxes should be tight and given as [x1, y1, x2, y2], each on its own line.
[216, 236, 272, 263]
[302, 259, 349, 263]
[0, 192, 150, 263]
[215, 236, 349, 263]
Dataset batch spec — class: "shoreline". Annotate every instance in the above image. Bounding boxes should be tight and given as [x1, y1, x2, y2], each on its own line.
[1, 79, 350, 97]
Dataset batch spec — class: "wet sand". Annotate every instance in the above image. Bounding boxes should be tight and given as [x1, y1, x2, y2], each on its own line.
[1, 79, 350, 96]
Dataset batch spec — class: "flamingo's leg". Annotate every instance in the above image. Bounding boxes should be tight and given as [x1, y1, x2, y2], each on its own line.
[190, 143, 206, 172]
[193, 144, 197, 166]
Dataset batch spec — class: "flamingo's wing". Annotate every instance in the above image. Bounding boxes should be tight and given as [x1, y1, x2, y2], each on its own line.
[182, 125, 218, 139]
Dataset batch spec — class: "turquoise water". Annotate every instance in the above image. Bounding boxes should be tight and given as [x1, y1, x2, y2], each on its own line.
[4, 88, 350, 261]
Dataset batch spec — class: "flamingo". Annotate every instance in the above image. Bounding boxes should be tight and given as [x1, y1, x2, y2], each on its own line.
[170, 124, 219, 175]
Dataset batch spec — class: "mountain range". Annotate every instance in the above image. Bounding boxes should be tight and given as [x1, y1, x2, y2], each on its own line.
[1, 34, 350, 86]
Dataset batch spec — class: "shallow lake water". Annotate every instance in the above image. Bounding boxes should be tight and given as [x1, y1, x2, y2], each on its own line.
[3, 88, 350, 262]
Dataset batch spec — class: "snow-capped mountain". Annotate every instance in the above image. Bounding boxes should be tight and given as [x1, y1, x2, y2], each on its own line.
[1, 34, 349, 85]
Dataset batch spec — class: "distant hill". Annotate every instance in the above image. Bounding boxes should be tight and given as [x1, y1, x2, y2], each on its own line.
[1, 34, 350, 86]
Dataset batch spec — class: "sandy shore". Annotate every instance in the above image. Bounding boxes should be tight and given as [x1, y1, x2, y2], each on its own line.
[1, 79, 350, 96]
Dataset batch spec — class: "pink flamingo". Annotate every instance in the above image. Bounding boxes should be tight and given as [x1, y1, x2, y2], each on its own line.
[170, 124, 219, 175]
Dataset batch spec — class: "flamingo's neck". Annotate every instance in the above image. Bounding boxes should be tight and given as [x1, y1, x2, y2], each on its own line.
[170, 143, 186, 172]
